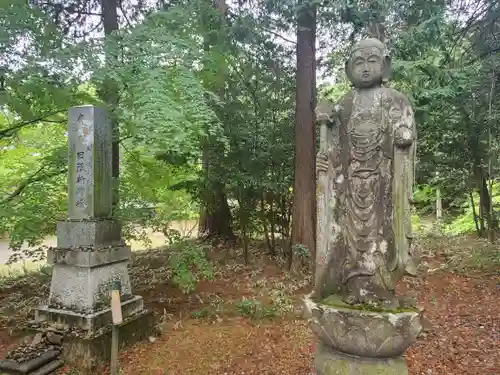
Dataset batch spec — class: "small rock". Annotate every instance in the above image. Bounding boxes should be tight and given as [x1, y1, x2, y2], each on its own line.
[31, 333, 43, 346]
[46, 332, 64, 346]
[421, 317, 433, 332]
[148, 336, 156, 343]
[27, 320, 40, 328]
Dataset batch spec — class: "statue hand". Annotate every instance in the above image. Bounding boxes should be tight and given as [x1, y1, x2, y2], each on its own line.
[394, 126, 413, 148]
[316, 152, 328, 173]
[315, 99, 336, 124]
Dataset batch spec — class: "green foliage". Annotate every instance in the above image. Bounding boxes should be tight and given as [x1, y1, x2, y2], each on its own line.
[95, 6, 222, 158]
[167, 240, 213, 294]
[291, 243, 310, 263]
[3, 0, 500, 268]
[445, 182, 500, 235]
[234, 297, 276, 319]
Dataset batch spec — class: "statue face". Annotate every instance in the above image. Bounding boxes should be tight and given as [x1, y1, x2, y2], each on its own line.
[347, 46, 385, 88]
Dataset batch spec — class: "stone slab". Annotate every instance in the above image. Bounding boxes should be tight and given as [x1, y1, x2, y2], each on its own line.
[56, 220, 121, 248]
[36, 296, 144, 333]
[47, 246, 130, 267]
[0, 349, 60, 374]
[314, 342, 408, 375]
[29, 359, 64, 375]
[62, 310, 155, 371]
[67, 105, 113, 220]
[46, 260, 132, 312]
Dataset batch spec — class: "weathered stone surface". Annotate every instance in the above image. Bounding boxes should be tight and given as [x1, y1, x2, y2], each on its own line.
[45, 332, 63, 346]
[56, 219, 121, 248]
[0, 349, 61, 374]
[303, 296, 422, 358]
[47, 246, 131, 267]
[44, 260, 132, 313]
[314, 343, 408, 375]
[313, 37, 418, 307]
[59, 311, 155, 371]
[67, 105, 113, 220]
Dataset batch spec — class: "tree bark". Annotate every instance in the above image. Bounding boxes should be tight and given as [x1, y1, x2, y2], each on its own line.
[290, 2, 317, 270]
[197, 0, 234, 240]
[100, 0, 120, 211]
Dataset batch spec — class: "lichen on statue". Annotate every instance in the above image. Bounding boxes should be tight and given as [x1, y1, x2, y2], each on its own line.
[313, 38, 418, 310]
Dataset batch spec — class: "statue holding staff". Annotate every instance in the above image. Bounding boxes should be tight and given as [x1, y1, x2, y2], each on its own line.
[313, 38, 418, 308]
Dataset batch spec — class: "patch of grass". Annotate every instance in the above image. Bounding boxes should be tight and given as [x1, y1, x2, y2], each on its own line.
[421, 235, 500, 272]
[447, 240, 500, 272]
[191, 307, 214, 319]
[234, 297, 277, 319]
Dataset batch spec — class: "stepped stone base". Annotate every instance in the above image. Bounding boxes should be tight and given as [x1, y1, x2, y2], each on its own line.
[35, 295, 144, 333]
[314, 343, 408, 375]
[27, 310, 156, 372]
[62, 311, 156, 371]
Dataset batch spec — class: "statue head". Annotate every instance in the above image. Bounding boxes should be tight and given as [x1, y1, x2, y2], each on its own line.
[345, 38, 391, 88]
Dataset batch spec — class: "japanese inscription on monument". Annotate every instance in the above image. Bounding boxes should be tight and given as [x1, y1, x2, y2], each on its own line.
[67, 106, 112, 220]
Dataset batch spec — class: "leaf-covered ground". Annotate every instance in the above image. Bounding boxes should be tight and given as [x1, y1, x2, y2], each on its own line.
[0, 236, 499, 375]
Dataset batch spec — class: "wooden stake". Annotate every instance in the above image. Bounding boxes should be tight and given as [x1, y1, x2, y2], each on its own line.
[110, 279, 122, 375]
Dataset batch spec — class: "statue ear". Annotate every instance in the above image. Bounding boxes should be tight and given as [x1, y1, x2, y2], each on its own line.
[345, 60, 355, 86]
[382, 55, 392, 84]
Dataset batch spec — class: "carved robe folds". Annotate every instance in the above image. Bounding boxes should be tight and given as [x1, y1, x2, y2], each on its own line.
[315, 87, 417, 303]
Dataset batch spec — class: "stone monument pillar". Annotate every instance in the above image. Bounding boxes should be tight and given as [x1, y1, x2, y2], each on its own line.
[35, 105, 153, 367]
[304, 39, 423, 375]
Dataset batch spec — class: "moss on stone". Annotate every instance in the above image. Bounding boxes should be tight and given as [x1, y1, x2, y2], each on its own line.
[316, 294, 418, 314]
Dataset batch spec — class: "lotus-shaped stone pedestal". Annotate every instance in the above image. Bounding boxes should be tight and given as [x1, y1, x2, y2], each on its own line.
[303, 294, 422, 375]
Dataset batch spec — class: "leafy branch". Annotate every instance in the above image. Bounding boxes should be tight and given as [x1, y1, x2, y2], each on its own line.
[0, 110, 66, 139]
[0, 165, 67, 205]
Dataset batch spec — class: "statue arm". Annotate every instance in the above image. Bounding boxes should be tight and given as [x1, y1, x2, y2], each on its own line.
[390, 95, 419, 277]
[393, 97, 416, 149]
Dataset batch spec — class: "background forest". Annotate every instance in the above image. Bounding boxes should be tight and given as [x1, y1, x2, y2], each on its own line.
[3, 0, 500, 264]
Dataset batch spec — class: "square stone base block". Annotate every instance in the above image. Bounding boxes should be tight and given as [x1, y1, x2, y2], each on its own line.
[36, 295, 144, 333]
[314, 342, 408, 375]
[62, 311, 156, 371]
[47, 254, 132, 313]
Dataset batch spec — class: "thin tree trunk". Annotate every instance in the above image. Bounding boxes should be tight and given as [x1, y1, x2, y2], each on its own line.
[100, 0, 120, 212]
[487, 70, 496, 242]
[290, 2, 317, 270]
[470, 190, 481, 236]
[197, 0, 234, 241]
[436, 187, 442, 220]
[260, 195, 273, 255]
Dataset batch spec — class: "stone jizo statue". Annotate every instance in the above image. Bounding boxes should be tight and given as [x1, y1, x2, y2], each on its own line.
[304, 37, 422, 375]
[313, 37, 418, 309]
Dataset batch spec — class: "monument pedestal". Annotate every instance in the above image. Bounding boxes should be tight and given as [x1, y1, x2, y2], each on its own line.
[315, 343, 408, 375]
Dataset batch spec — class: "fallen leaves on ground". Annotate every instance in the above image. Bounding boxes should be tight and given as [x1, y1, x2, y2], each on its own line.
[111, 270, 499, 375]
[118, 318, 313, 375]
[0, 237, 498, 375]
